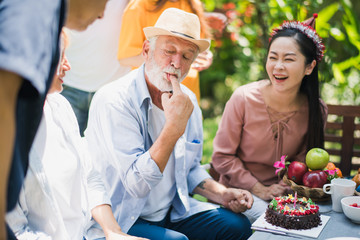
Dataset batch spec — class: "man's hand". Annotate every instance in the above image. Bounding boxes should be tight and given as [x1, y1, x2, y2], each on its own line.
[221, 188, 253, 213]
[161, 76, 194, 139]
[149, 77, 194, 172]
[250, 182, 287, 200]
[193, 179, 253, 213]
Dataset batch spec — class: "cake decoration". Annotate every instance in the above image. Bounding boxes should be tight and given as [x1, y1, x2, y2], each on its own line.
[265, 194, 322, 229]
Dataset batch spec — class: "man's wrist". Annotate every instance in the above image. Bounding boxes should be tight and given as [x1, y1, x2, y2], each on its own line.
[162, 122, 184, 140]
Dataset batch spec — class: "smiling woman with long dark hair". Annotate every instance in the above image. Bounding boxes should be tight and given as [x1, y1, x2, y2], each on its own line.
[211, 14, 327, 223]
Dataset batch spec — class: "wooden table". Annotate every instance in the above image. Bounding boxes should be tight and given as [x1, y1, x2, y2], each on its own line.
[249, 200, 360, 239]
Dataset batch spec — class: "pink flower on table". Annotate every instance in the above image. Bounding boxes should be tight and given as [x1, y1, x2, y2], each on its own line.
[325, 169, 336, 175]
[325, 169, 338, 181]
[274, 155, 288, 175]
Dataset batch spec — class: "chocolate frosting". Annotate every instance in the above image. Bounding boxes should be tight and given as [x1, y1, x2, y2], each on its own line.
[265, 208, 322, 230]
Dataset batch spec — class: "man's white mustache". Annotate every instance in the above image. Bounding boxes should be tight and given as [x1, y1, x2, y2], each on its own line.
[163, 66, 181, 79]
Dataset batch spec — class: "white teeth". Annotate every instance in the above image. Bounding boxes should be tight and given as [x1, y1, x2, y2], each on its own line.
[274, 76, 287, 80]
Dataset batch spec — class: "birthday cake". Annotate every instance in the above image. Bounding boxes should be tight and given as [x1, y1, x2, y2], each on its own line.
[265, 194, 321, 230]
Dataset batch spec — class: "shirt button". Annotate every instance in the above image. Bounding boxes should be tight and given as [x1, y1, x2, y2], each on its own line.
[131, 216, 135, 220]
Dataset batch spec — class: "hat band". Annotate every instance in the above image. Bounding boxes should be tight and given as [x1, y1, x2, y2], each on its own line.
[170, 31, 195, 39]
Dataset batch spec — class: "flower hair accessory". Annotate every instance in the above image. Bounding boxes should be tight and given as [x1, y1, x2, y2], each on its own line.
[269, 13, 325, 62]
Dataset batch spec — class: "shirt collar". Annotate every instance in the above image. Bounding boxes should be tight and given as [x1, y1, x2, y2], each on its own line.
[133, 64, 152, 111]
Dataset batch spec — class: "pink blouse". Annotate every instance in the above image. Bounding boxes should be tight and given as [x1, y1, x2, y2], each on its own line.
[211, 80, 326, 190]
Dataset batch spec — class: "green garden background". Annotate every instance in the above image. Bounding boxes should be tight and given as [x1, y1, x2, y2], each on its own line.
[199, 0, 360, 165]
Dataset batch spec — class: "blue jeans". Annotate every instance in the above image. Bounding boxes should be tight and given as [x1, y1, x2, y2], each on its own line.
[61, 85, 95, 136]
[127, 208, 252, 240]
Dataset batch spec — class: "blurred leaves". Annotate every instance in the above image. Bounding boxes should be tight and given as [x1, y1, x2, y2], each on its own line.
[200, 0, 360, 119]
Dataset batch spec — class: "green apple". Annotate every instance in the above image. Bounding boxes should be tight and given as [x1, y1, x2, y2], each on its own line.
[305, 148, 329, 170]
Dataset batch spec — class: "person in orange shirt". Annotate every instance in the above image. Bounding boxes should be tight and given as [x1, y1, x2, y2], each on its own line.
[117, 0, 226, 103]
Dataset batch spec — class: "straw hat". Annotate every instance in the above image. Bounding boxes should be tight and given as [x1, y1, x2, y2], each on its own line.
[143, 8, 210, 53]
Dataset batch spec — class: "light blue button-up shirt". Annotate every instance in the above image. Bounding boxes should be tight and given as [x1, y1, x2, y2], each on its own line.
[85, 65, 217, 235]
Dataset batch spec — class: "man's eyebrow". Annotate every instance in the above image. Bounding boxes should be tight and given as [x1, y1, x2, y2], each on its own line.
[165, 39, 198, 53]
[187, 48, 196, 54]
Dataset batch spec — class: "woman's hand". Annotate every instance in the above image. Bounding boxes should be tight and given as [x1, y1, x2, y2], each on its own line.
[92, 204, 149, 240]
[250, 182, 287, 200]
[191, 50, 213, 72]
[279, 179, 293, 195]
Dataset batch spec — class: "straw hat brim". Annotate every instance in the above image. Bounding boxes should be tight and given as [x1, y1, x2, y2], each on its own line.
[144, 27, 210, 53]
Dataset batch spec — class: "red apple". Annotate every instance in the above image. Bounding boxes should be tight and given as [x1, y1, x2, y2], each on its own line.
[287, 161, 308, 184]
[302, 170, 328, 188]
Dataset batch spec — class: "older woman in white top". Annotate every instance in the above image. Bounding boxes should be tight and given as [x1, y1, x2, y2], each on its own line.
[5, 32, 147, 240]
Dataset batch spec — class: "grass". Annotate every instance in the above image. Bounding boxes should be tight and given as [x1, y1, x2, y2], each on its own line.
[202, 116, 221, 165]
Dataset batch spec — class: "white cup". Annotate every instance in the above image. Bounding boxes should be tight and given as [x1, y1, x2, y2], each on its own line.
[323, 178, 356, 212]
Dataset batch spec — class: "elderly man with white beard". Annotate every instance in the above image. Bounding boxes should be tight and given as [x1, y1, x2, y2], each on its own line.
[85, 8, 253, 240]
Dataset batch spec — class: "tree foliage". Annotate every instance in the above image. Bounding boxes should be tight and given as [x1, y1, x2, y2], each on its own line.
[200, 0, 360, 119]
